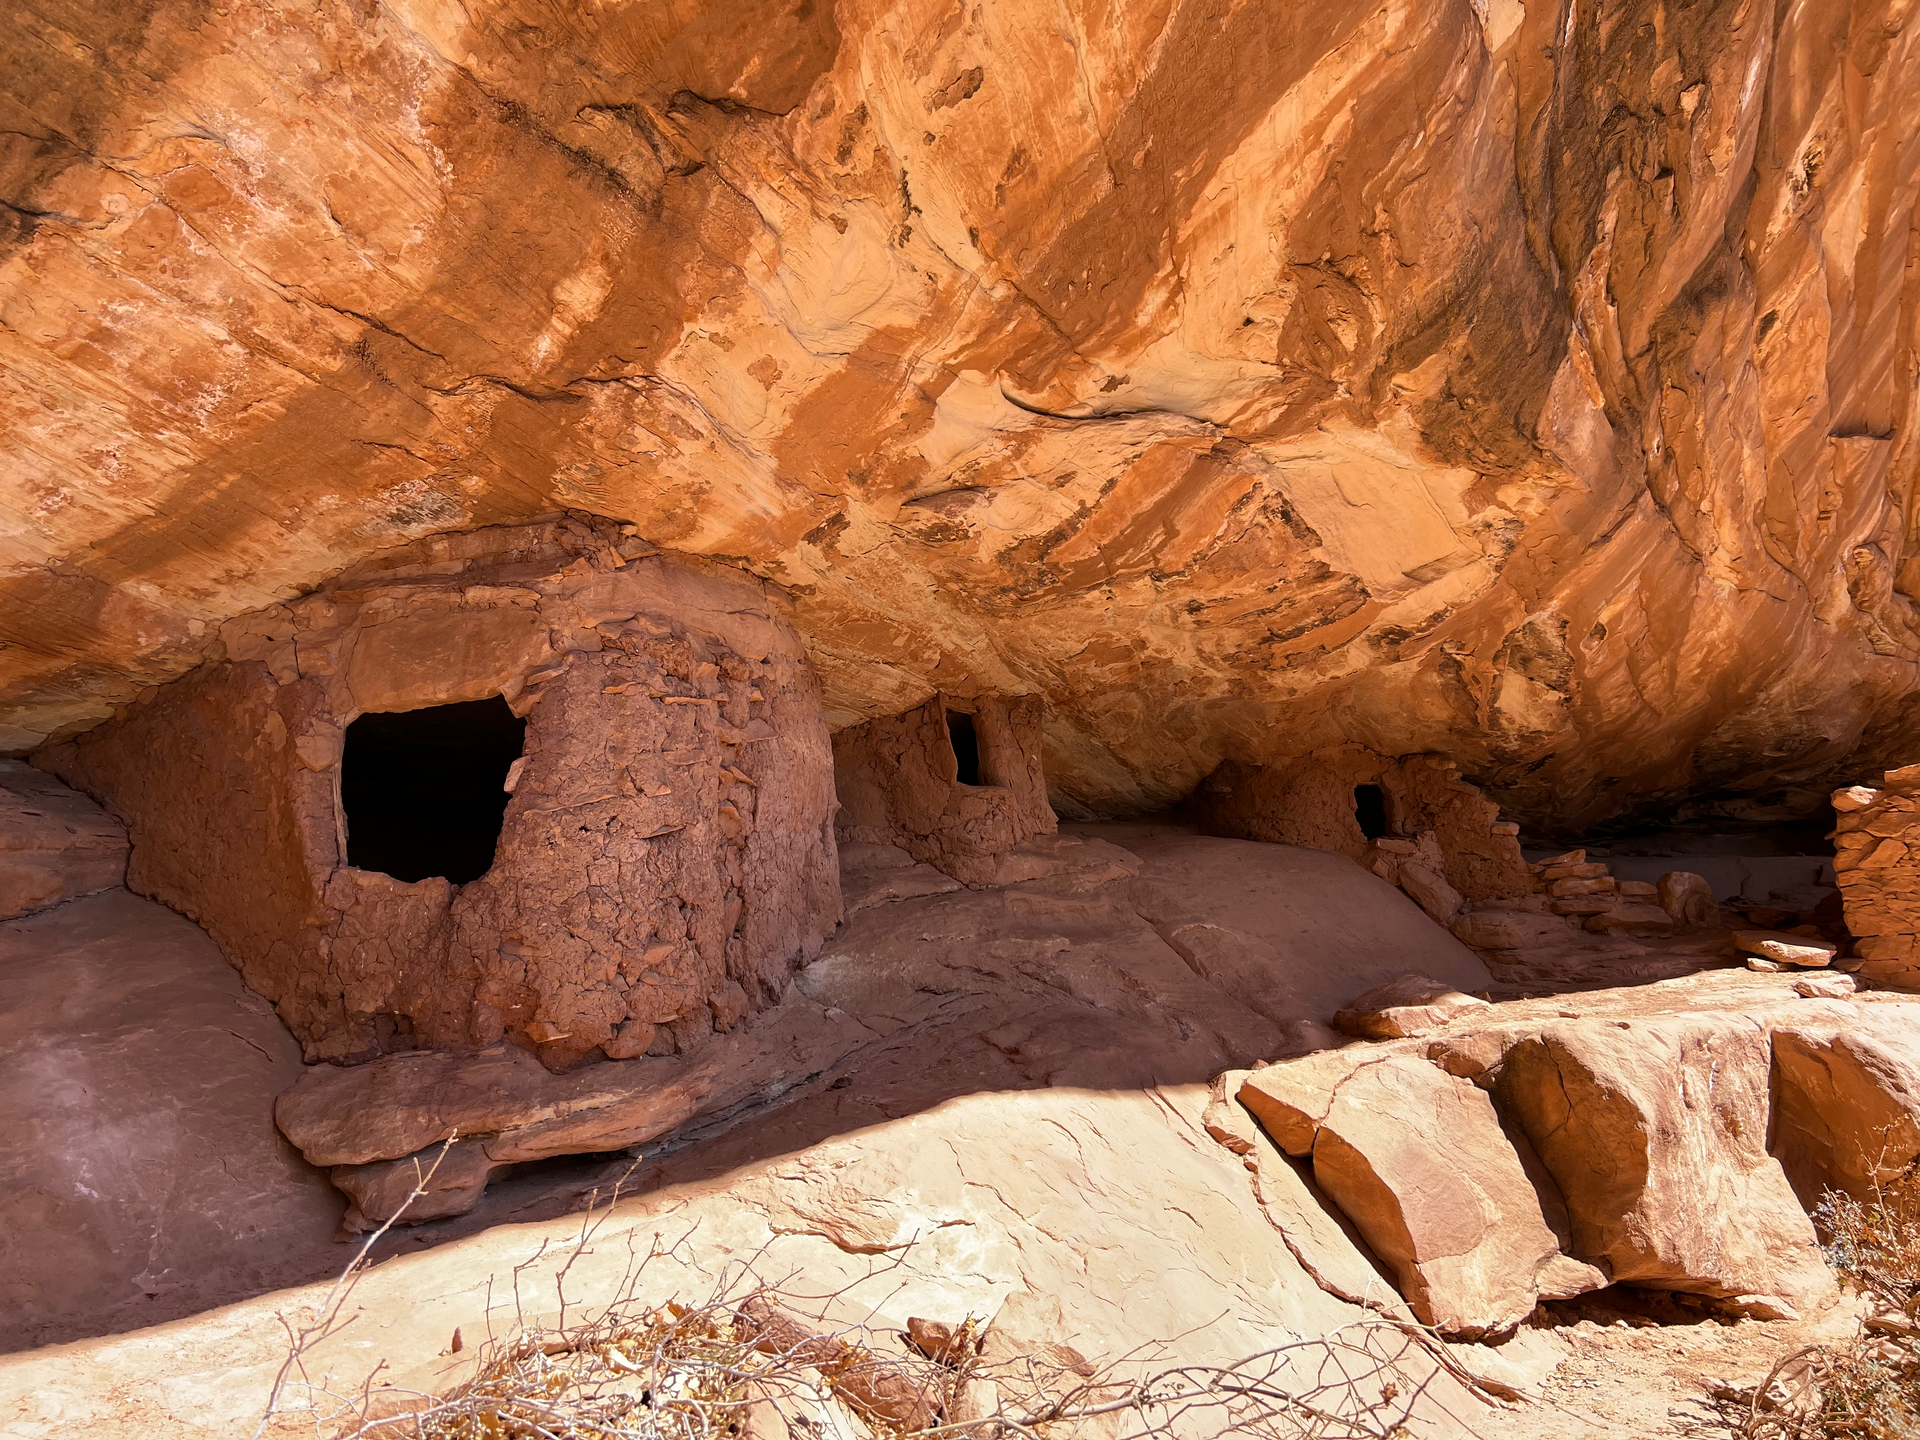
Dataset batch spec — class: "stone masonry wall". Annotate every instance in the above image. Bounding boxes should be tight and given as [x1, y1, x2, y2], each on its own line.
[832, 694, 1054, 885]
[1184, 747, 1532, 903]
[37, 518, 842, 1066]
[1832, 767, 1920, 991]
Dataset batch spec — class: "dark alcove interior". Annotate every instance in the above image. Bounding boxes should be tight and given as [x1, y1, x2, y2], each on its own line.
[946, 709, 982, 786]
[1354, 783, 1390, 841]
[342, 696, 526, 885]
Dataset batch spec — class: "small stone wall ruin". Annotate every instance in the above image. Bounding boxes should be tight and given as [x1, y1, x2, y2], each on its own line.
[831, 694, 1055, 884]
[1183, 747, 1532, 907]
[37, 519, 842, 1066]
[1833, 767, 1920, 990]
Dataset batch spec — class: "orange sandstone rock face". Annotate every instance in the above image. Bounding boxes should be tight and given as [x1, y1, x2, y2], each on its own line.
[3, 1, 1918, 831]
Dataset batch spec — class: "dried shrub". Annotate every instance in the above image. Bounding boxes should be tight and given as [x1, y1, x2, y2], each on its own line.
[255, 1145, 1515, 1440]
[1714, 1164, 1920, 1439]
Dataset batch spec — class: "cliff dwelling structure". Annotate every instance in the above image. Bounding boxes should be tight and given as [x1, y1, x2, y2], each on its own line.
[3, 1, 1920, 1436]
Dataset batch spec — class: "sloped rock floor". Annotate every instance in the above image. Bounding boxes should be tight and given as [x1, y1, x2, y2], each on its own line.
[0, 825, 1897, 1437]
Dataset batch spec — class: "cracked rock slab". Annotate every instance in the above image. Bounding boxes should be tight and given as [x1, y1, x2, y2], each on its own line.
[1770, 1010, 1920, 1208]
[1306, 1055, 1602, 1337]
[1496, 1015, 1834, 1318]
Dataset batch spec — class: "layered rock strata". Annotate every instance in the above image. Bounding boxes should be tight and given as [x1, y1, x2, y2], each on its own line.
[4, 0, 1918, 839]
[36, 520, 842, 1065]
[0, 761, 126, 920]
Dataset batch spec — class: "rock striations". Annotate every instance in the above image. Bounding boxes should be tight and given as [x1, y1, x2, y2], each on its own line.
[3, 0, 1919, 835]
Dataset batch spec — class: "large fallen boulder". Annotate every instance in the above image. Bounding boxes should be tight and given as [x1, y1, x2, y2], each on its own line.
[1306, 1056, 1603, 1337]
[1770, 1011, 1920, 1208]
[1496, 1016, 1834, 1318]
[1658, 872, 1719, 933]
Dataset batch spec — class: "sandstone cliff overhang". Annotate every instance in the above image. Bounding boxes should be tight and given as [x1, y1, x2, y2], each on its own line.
[4, 0, 1917, 836]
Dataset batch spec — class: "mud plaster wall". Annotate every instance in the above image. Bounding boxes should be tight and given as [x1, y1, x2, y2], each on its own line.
[1183, 748, 1531, 902]
[36, 519, 842, 1067]
[832, 695, 1054, 884]
[1833, 768, 1920, 991]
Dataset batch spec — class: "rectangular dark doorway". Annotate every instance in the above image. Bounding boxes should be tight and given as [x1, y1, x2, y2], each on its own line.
[946, 710, 981, 786]
[1354, 783, 1390, 841]
[342, 696, 526, 884]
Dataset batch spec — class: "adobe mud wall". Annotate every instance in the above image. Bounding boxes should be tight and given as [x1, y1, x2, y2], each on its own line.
[37, 519, 841, 1066]
[1184, 748, 1531, 902]
[831, 695, 1054, 884]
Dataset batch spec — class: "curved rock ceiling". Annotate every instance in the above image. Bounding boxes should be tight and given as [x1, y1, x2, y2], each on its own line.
[3, 0, 1918, 832]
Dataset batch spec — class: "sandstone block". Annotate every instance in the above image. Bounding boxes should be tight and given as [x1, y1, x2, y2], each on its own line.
[1497, 1016, 1834, 1316]
[1884, 765, 1920, 793]
[1528, 850, 1585, 873]
[1832, 785, 1879, 813]
[276, 1045, 559, 1166]
[1771, 1013, 1920, 1207]
[1332, 974, 1489, 1040]
[1550, 898, 1611, 916]
[1309, 1056, 1603, 1337]
[1396, 862, 1463, 923]
[1541, 862, 1609, 881]
[1657, 871, 1719, 933]
[331, 1139, 508, 1233]
[1616, 879, 1658, 899]
[1792, 974, 1857, 999]
[1548, 876, 1615, 898]
[1734, 930, 1836, 968]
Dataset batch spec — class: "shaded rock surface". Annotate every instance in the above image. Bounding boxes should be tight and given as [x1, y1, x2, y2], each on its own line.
[0, 890, 341, 1352]
[0, 831, 1557, 1437]
[7, 818, 1916, 1436]
[0, 762, 126, 921]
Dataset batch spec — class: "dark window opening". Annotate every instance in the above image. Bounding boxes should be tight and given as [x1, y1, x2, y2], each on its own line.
[342, 696, 526, 885]
[946, 710, 982, 786]
[1354, 784, 1390, 841]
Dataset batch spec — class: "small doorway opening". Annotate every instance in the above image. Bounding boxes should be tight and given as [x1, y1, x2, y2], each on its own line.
[946, 710, 982, 786]
[1354, 784, 1391, 841]
[342, 696, 526, 884]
